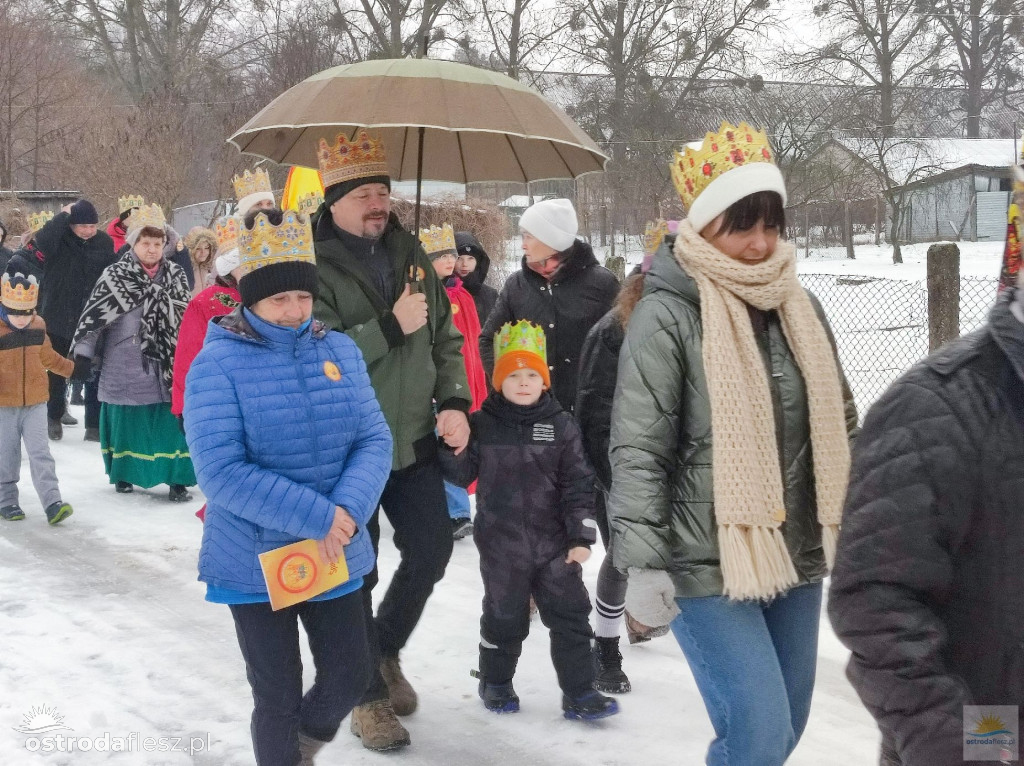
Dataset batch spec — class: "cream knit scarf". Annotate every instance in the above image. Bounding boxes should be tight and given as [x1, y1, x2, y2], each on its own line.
[674, 219, 850, 600]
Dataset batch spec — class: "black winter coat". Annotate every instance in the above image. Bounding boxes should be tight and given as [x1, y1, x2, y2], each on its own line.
[574, 309, 624, 492]
[480, 240, 619, 412]
[439, 391, 598, 563]
[0, 246, 12, 274]
[33, 211, 117, 340]
[455, 232, 499, 326]
[829, 293, 1024, 766]
[5, 244, 45, 281]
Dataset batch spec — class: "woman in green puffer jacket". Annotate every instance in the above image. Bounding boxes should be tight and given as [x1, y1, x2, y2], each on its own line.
[608, 124, 857, 766]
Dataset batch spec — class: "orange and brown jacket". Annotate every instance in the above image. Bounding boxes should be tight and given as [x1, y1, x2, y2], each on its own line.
[0, 314, 73, 407]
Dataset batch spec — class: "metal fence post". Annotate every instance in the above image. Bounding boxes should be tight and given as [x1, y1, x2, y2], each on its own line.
[927, 242, 960, 350]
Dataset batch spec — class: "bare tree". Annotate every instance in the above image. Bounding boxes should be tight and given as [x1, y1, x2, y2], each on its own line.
[931, 0, 1023, 137]
[470, 0, 574, 81]
[331, 0, 468, 58]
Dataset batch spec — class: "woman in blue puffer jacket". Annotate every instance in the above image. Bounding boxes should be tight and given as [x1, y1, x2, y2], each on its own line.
[184, 208, 393, 766]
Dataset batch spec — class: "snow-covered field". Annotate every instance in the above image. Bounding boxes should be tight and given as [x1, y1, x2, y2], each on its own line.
[1, 410, 882, 765]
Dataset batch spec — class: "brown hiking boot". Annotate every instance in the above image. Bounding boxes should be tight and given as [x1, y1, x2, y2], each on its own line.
[380, 655, 418, 716]
[349, 700, 411, 751]
[625, 610, 671, 645]
[297, 732, 326, 765]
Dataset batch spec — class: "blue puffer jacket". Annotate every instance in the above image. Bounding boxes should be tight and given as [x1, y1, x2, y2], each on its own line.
[184, 307, 393, 595]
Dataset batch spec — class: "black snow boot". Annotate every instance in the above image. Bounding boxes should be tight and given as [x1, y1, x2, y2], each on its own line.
[562, 690, 619, 721]
[168, 484, 192, 502]
[593, 636, 631, 693]
[478, 679, 520, 714]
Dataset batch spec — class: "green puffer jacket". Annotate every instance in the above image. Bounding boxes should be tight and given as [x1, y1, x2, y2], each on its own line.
[608, 238, 858, 598]
[313, 212, 470, 471]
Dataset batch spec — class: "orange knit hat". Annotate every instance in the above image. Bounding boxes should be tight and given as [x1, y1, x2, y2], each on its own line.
[492, 320, 550, 390]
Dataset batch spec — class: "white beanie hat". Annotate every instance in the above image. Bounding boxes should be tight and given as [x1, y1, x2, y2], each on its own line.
[236, 191, 275, 217]
[519, 198, 578, 252]
[684, 139, 787, 233]
[215, 248, 240, 277]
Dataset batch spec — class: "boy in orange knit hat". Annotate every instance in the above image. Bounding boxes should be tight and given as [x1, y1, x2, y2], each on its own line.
[0, 271, 77, 524]
[439, 320, 619, 721]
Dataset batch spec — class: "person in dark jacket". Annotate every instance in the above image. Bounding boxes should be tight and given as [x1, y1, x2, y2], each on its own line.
[829, 287, 1024, 766]
[185, 206, 393, 766]
[441, 319, 619, 721]
[479, 198, 619, 413]
[454, 231, 498, 325]
[32, 199, 117, 441]
[0, 218, 13, 273]
[609, 125, 858, 766]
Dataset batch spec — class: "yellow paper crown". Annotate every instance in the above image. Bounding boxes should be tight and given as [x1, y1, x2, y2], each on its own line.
[117, 195, 145, 215]
[419, 223, 457, 257]
[1, 272, 39, 311]
[126, 204, 166, 234]
[494, 320, 547, 366]
[233, 168, 273, 201]
[671, 122, 776, 209]
[214, 215, 240, 253]
[317, 130, 388, 189]
[295, 191, 324, 216]
[644, 220, 669, 255]
[28, 211, 54, 232]
[237, 210, 316, 276]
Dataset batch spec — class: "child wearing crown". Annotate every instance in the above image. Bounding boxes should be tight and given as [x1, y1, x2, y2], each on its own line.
[439, 320, 620, 721]
[0, 272, 79, 524]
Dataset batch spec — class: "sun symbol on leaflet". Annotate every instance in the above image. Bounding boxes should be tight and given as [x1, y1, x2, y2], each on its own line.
[13, 705, 73, 734]
[970, 714, 1013, 737]
[277, 552, 317, 594]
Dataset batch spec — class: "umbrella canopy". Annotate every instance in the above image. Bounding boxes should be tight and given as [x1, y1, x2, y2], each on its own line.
[228, 58, 608, 184]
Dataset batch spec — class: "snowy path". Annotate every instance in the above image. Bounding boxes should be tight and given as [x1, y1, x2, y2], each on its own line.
[1, 407, 880, 765]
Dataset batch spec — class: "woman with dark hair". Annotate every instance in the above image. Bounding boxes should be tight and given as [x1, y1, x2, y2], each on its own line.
[72, 204, 196, 501]
[608, 124, 858, 765]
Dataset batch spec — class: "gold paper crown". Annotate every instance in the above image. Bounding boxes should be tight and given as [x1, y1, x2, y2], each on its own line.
[671, 122, 776, 209]
[419, 223, 457, 257]
[317, 130, 388, 189]
[494, 320, 547, 366]
[296, 191, 324, 216]
[214, 215, 240, 253]
[237, 210, 316, 276]
[644, 219, 669, 255]
[1, 272, 39, 311]
[28, 211, 54, 232]
[233, 168, 273, 201]
[126, 203, 166, 234]
[118, 195, 145, 215]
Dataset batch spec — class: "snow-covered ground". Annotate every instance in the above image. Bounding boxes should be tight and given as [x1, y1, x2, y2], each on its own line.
[1, 410, 882, 765]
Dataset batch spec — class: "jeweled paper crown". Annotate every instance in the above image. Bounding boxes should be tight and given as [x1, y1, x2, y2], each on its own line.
[671, 122, 776, 209]
[644, 219, 669, 255]
[296, 191, 324, 216]
[237, 210, 316, 276]
[419, 224, 457, 257]
[494, 320, 547, 366]
[118, 195, 145, 215]
[1, 272, 39, 311]
[214, 215, 240, 254]
[126, 204, 166, 234]
[28, 211, 54, 232]
[317, 130, 388, 189]
[233, 168, 273, 201]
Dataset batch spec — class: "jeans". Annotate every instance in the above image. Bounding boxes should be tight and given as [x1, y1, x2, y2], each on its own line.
[229, 592, 369, 766]
[670, 581, 823, 766]
[444, 480, 471, 520]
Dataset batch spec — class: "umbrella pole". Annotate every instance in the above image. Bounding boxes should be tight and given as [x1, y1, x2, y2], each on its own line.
[414, 125, 425, 236]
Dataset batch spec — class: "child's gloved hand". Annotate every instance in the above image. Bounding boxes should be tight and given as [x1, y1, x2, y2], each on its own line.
[565, 546, 591, 565]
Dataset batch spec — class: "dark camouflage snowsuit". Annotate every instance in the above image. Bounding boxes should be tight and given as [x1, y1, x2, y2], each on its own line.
[439, 390, 598, 696]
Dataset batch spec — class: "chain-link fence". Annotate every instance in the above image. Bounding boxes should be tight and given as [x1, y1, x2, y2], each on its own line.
[799, 274, 999, 416]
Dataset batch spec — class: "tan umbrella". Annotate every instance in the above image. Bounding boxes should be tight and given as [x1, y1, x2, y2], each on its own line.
[227, 58, 608, 185]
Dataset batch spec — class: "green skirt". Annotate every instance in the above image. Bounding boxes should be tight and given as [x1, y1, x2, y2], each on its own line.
[100, 403, 196, 488]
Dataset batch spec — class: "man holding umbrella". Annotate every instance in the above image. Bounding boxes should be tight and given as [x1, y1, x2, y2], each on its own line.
[312, 130, 471, 752]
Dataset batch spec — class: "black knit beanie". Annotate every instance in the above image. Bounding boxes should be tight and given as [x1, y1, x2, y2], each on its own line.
[68, 200, 99, 225]
[323, 175, 392, 210]
[238, 261, 319, 308]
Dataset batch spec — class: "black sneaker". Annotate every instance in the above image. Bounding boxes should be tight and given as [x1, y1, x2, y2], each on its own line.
[478, 679, 520, 714]
[115, 481, 133, 493]
[61, 411, 78, 426]
[562, 690, 619, 721]
[168, 484, 192, 502]
[0, 505, 25, 521]
[84, 427, 100, 442]
[452, 517, 473, 540]
[70, 393, 85, 406]
[593, 636, 631, 694]
[47, 419, 63, 441]
[45, 502, 73, 525]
